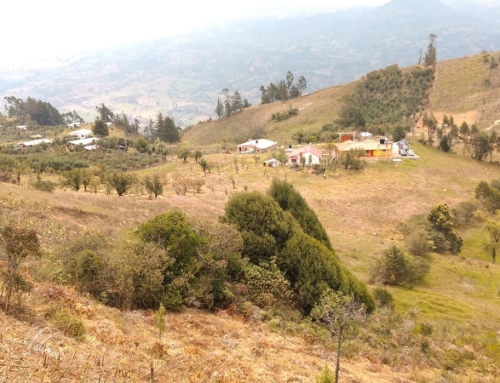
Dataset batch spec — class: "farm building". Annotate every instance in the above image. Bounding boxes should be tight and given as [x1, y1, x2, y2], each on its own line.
[237, 138, 277, 153]
[68, 129, 93, 139]
[19, 138, 52, 148]
[335, 139, 392, 158]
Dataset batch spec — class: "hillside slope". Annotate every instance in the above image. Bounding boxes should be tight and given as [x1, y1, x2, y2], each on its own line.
[2, 139, 500, 380]
[183, 51, 500, 147]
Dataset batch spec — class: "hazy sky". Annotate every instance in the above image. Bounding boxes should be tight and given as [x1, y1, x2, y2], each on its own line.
[0, 0, 390, 70]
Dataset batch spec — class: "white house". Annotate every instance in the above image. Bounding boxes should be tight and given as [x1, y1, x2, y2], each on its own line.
[68, 129, 93, 139]
[237, 138, 278, 153]
[286, 144, 323, 166]
[19, 139, 52, 148]
[68, 137, 99, 147]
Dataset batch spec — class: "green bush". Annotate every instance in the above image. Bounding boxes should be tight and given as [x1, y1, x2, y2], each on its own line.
[242, 259, 293, 308]
[32, 179, 56, 192]
[268, 178, 332, 250]
[60, 231, 110, 298]
[222, 189, 374, 314]
[221, 191, 295, 263]
[315, 365, 335, 383]
[373, 287, 394, 309]
[137, 212, 244, 311]
[428, 203, 463, 254]
[452, 200, 479, 228]
[47, 308, 86, 340]
[371, 245, 430, 287]
[405, 228, 432, 256]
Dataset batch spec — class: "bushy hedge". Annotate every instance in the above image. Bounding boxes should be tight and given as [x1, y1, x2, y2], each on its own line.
[222, 190, 375, 314]
[57, 215, 245, 311]
[268, 178, 332, 250]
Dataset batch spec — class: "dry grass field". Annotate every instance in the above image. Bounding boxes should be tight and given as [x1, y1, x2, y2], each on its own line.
[3, 51, 500, 382]
[2, 139, 500, 381]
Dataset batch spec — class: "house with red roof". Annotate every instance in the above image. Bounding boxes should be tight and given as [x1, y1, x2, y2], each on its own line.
[286, 144, 323, 166]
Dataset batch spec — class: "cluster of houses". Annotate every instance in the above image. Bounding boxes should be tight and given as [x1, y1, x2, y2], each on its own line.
[18, 129, 99, 150]
[237, 131, 397, 167]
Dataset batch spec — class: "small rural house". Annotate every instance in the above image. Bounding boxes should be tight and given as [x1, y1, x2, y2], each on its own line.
[335, 139, 392, 158]
[19, 138, 52, 148]
[287, 144, 323, 166]
[263, 158, 280, 167]
[237, 138, 277, 153]
[68, 137, 99, 149]
[68, 129, 93, 140]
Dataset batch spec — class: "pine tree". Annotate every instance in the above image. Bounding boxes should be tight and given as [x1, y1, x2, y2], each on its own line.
[424, 34, 437, 67]
[154, 112, 180, 143]
[215, 97, 224, 119]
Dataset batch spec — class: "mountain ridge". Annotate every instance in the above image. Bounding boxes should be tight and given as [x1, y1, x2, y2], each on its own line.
[1, 0, 499, 126]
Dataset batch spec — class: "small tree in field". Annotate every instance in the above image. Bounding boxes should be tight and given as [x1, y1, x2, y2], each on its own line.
[200, 158, 209, 176]
[0, 223, 41, 312]
[371, 245, 430, 286]
[428, 203, 463, 254]
[311, 290, 366, 383]
[475, 211, 500, 263]
[154, 303, 166, 354]
[108, 172, 136, 196]
[144, 174, 163, 198]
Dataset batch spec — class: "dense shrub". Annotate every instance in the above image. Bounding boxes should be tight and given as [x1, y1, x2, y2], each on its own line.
[476, 180, 500, 212]
[428, 203, 463, 254]
[242, 258, 293, 308]
[268, 178, 332, 250]
[373, 287, 395, 309]
[138, 212, 244, 310]
[60, 230, 110, 297]
[221, 191, 296, 263]
[222, 190, 374, 314]
[271, 107, 299, 122]
[452, 200, 480, 227]
[371, 245, 430, 287]
[32, 179, 56, 192]
[405, 228, 432, 256]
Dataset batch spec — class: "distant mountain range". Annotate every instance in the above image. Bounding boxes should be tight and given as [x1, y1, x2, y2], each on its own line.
[1, 0, 499, 126]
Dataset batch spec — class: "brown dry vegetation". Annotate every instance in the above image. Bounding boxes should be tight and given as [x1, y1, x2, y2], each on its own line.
[2, 143, 500, 381]
[3, 52, 500, 382]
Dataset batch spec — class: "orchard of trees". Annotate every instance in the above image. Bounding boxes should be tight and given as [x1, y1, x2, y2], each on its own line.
[336, 64, 434, 135]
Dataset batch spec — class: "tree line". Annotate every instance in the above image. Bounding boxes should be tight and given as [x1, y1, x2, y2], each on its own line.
[214, 89, 251, 119]
[4, 96, 64, 126]
[259, 71, 306, 104]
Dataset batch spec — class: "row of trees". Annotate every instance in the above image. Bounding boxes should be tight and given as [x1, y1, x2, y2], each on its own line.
[259, 71, 307, 104]
[4, 96, 64, 126]
[59, 167, 164, 197]
[214, 89, 251, 119]
[425, 113, 499, 162]
[144, 112, 180, 143]
[95, 103, 140, 134]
